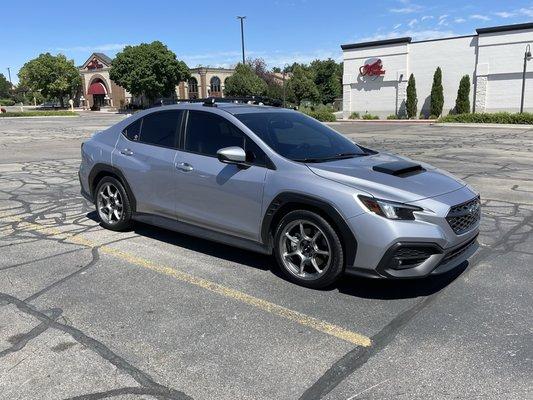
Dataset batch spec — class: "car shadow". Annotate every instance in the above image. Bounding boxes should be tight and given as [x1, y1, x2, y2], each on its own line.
[86, 211, 467, 300]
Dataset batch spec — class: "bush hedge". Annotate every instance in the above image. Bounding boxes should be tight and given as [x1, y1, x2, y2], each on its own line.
[438, 112, 533, 125]
[303, 109, 337, 122]
[0, 99, 15, 106]
[0, 111, 78, 117]
[362, 113, 379, 120]
[349, 112, 360, 119]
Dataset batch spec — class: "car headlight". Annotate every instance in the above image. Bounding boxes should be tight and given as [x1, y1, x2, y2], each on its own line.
[358, 195, 423, 220]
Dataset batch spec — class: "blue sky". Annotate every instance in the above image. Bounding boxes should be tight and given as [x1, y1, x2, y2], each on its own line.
[2, 0, 532, 83]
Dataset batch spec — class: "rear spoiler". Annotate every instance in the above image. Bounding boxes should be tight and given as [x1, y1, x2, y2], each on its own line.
[372, 161, 426, 177]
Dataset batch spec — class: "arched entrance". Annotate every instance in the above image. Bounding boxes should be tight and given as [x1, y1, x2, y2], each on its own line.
[87, 78, 109, 108]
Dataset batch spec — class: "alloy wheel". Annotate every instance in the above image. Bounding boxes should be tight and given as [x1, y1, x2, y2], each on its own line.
[278, 219, 332, 280]
[97, 183, 124, 225]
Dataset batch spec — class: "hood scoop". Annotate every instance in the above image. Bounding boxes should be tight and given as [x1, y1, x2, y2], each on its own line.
[372, 161, 426, 177]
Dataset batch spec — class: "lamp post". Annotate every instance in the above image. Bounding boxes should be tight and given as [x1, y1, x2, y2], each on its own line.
[282, 63, 290, 108]
[520, 44, 531, 114]
[237, 16, 246, 64]
[6, 67, 12, 86]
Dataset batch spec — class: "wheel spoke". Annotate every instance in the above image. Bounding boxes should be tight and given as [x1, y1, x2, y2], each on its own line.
[310, 257, 323, 273]
[299, 258, 306, 275]
[283, 250, 299, 259]
[285, 232, 299, 244]
[299, 223, 311, 240]
[113, 209, 121, 220]
[311, 230, 321, 244]
[315, 248, 329, 256]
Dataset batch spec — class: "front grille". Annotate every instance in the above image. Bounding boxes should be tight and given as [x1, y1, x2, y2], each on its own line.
[446, 197, 481, 235]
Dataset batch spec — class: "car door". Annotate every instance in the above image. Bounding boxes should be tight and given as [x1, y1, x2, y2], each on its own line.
[174, 110, 269, 241]
[113, 110, 182, 218]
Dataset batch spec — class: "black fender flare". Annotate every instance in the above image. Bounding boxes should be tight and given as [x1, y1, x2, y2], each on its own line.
[261, 192, 357, 267]
[88, 163, 137, 212]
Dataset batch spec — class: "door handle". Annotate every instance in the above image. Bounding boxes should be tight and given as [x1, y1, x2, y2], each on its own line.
[120, 148, 134, 156]
[175, 162, 194, 172]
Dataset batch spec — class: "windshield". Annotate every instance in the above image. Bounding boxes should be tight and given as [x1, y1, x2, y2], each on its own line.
[235, 111, 366, 162]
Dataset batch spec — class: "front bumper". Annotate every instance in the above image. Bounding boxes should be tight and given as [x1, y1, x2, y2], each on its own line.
[344, 186, 480, 279]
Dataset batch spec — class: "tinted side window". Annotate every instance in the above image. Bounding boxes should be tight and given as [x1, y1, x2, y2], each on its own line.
[185, 111, 268, 167]
[185, 111, 244, 156]
[123, 118, 142, 141]
[139, 111, 181, 148]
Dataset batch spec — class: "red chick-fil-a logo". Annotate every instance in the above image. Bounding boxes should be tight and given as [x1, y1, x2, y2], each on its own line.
[359, 59, 386, 78]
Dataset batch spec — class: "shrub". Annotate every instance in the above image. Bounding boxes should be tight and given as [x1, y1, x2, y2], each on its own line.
[430, 67, 444, 117]
[0, 99, 15, 106]
[455, 75, 471, 114]
[406, 73, 417, 119]
[301, 108, 336, 122]
[349, 111, 360, 119]
[0, 110, 78, 117]
[438, 112, 533, 124]
[386, 114, 398, 120]
[362, 113, 379, 120]
[429, 115, 438, 120]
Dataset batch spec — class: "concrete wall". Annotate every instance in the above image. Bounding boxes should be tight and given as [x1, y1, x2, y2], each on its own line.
[342, 26, 533, 118]
[477, 28, 533, 113]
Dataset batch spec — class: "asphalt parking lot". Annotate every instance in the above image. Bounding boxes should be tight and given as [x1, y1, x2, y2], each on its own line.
[0, 113, 532, 400]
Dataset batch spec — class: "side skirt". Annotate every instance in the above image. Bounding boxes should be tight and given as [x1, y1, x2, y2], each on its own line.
[132, 213, 272, 255]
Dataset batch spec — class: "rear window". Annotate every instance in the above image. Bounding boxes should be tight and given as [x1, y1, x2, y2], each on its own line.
[122, 111, 181, 148]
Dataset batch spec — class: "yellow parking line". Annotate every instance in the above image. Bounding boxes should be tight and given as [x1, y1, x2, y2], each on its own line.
[0, 213, 372, 347]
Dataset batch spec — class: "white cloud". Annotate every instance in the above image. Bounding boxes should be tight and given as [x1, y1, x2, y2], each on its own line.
[408, 19, 418, 28]
[519, 7, 533, 17]
[358, 29, 458, 42]
[438, 14, 449, 20]
[393, 23, 402, 30]
[454, 18, 466, 23]
[55, 43, 128, 52]
[421, 15, 434, 21]
[470, 14, 491, 21]
[493, 11, 515, 18]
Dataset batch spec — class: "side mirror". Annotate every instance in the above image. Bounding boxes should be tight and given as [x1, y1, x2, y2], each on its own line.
[217, 146, 247, 165]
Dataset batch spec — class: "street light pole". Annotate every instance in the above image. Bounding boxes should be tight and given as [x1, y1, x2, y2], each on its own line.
[520, 44, 531, 114]
[6, 67, 12, 86]
[237, 16, 246, 64]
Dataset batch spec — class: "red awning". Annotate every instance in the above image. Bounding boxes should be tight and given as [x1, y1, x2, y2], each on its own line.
[87, 81, 107, 95]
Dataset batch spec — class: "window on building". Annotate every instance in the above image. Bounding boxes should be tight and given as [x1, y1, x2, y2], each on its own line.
[188, 77, 198, 99]
[210, 76, 221, 95]
[138, 111, 181, 148]
[184, 111, 267, 167]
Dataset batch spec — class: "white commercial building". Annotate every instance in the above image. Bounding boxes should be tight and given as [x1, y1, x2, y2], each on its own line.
[341, 22, 533, 118]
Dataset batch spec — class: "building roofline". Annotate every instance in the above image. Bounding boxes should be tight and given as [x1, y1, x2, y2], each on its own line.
[341, 37, 412, 50]
[341, 22, 533, 52]
[476, 22, 533, 34]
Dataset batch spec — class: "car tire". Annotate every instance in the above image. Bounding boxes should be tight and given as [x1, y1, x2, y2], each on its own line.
[274, 210, 344, 289]
[94, 176, 133, 231]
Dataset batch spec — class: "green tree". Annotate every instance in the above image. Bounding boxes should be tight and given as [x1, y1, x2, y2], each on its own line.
[224, 63, 267, 97]
[286, 65, 319, 105]
[18, 53, 81, 107]
[455, 75, 471, 114]
[430, 67, 444, 117]
[110, 41, 189, 104]
[310, 59, 342, 104]
[0, 73, 11, 98]
[406, 73, 417, 119]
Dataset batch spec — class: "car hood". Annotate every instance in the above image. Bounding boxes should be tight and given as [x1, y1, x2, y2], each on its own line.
[307, 152, 466, 203]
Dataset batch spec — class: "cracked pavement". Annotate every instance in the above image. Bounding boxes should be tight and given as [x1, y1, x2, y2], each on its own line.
[0, 114, 532, 399]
